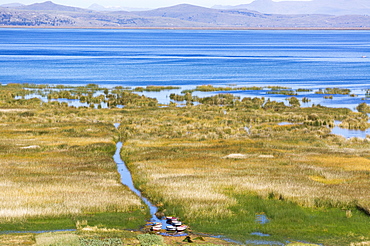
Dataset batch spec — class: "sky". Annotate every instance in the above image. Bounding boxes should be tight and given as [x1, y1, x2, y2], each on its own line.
[0, 0, 311, 9]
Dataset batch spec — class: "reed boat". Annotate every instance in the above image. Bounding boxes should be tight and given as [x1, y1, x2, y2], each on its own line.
[151, 225, 162, 231]
[176, 225, 187, 231]
[172, 221, 182, 226]
[150, 222, 162, 231]
[166, 216, 178, 223]
[166, 225, 177, 231]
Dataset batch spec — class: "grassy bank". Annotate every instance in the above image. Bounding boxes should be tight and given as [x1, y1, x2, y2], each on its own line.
[191, 191, 370, 244]
[118, 106, 370, 245]
[0, 107, 148, 232]
[1, 83, 369, 245]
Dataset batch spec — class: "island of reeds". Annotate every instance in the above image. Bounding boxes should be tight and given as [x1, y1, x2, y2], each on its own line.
[0, 83, 369, 246]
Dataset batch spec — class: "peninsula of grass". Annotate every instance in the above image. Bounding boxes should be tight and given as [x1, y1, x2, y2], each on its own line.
[0, 83, 369, 245]
[0, 104, 149, 232]
[117, 105, 370, 245]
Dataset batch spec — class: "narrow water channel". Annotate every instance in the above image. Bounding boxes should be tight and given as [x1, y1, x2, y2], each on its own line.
[114, 141, 162, 224]
[113, 123, 171, 232]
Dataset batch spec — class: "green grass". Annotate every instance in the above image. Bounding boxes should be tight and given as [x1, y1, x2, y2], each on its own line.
[121, 126, 369, 246]
[0, 217, 75, 232]
[186, 191, 370, 246]
[77, 230, 140, 246]
[36, 231, 79, 246]
[137, 234, 164, 246]
[74, 211, 149, 230]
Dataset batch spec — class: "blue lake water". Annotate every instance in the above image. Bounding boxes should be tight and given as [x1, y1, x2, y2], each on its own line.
[0, 29, 369, 87]
[1, 28, 370, 110]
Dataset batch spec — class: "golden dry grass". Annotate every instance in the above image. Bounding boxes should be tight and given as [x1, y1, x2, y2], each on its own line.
[118, 106, 370, 218]
[312, 155, 370, 171]
[1, 85, 369, 244]
[308, 175, 346, 185]
[0, 113, 143, 222]
[0, 234, 35, 245]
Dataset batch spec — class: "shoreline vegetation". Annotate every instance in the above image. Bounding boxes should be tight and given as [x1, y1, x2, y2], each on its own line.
[0, 83, 369, 245]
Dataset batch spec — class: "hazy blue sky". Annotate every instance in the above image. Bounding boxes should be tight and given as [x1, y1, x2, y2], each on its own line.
[0, 0, 311, 9]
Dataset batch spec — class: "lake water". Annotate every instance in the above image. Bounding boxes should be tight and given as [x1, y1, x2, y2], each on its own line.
[1, 29, 369, 89]
[1, 28, 370, 110]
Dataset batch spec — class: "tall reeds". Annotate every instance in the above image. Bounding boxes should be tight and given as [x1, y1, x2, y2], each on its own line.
[117, 105, 370, 244]
[0, 116, 144, 224]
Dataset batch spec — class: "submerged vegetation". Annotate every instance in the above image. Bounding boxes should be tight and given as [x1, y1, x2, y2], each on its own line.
[0, 83, 369, 245]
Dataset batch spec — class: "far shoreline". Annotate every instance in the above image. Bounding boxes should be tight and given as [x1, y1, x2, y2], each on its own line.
[1, 25, 370, 30]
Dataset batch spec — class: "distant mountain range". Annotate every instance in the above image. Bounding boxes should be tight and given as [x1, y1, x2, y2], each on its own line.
[214, 0, 370, 15]
[1, 1, 370, 28]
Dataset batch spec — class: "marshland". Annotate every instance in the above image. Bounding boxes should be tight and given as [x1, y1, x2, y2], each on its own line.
[0, 83, 369, 245]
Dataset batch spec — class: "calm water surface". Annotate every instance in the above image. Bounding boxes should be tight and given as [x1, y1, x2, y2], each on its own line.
[0, 29, 369, 87]
[1, 28, 370, 109]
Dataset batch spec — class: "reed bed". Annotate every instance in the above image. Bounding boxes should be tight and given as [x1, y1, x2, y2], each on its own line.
[1, 84, 370, 245]
[0, 113, 145, 227]
[119, 106, 370, 245]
